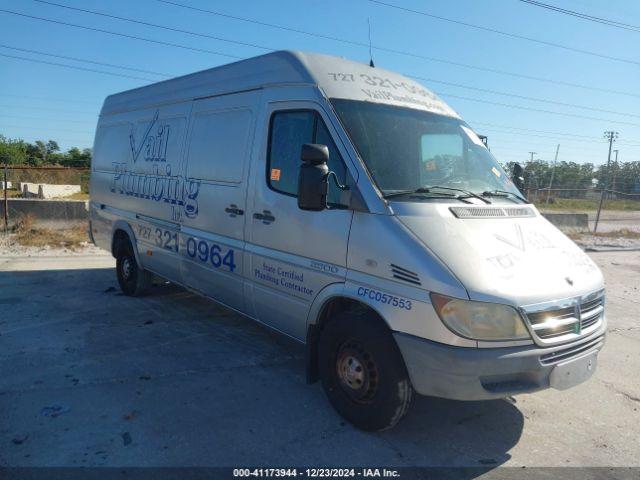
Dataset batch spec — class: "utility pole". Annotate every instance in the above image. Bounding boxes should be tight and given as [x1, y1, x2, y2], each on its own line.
[611, 149, 619, 194]
[546, 144, 560, 205]
[594, 131, 618, 233]
[528, 152, 537, 200]
[3, 162, 8, 233]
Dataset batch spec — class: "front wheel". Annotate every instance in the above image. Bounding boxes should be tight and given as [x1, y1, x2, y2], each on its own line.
[318, 311, 413, 431]
[116, 240, 152, 296]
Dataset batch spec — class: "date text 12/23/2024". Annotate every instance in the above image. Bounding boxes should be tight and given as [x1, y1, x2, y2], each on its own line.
[233, 468, 400, 478]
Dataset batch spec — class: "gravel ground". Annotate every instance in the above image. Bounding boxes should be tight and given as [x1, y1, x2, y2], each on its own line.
[0, 233, 105, 258]
[572, 234, 640, 251]
[0, 247, 638, 469]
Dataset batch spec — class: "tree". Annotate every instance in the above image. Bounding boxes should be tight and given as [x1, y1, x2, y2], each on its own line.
[46, 140, 59, 154]
[61, 147, 92, 167]
[0, 134, 28, 165]
[0, 134, 93, 167]
[34, 139, 60, 165]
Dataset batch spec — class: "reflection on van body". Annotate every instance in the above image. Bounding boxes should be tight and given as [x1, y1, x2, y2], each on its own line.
[90, 51, 606, 431]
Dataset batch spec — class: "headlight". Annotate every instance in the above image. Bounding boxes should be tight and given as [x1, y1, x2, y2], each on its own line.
[430, 293, 530, 341]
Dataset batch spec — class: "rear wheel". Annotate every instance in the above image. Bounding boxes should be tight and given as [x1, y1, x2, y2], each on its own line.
[318, 311, 413, 431]
[115, 238, 151, 296]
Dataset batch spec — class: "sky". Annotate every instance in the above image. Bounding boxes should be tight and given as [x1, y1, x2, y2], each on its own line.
[1, 0, 639, 166]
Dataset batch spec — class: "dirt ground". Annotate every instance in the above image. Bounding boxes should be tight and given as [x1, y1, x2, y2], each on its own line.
[0, 248, 638, 470]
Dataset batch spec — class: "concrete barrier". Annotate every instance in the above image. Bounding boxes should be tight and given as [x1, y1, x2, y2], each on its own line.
[0, 198, 88, 226]
[22, 182, 41, 198]
[19, 183, 81, 199]
[38, 184, 82, 199]
[542, 213, 589, 230]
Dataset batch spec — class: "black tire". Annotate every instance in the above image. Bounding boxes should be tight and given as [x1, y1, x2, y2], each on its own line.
[318, 310, 413, 431]
[115, 238, 152, 297]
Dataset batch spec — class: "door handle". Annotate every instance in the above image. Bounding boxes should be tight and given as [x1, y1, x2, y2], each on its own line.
[253, 210, 276, 224]
[225, 204, 244, 217]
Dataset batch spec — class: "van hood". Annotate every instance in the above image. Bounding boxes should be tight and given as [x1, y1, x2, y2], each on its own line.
[392, 202, 603, 307]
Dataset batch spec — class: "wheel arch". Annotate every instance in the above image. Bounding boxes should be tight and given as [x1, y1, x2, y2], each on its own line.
[110, 220, 141, 266]
[305, 285, 391, 384]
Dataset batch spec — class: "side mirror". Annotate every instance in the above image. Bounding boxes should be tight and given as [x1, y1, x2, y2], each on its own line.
[512, 162, 525, 192]
[298, 144, 329, 211]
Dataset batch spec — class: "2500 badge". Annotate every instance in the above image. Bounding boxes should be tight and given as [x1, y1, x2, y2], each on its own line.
[356, 287, 412, 310]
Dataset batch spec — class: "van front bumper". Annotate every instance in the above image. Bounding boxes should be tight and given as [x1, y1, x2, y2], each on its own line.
[393, 330, 606, 401]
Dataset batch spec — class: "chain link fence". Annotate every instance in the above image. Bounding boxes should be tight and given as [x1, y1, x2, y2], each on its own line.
[2, 166, 90, 198]
[2, 166, 90, 232]
[526, 187, 640, 235]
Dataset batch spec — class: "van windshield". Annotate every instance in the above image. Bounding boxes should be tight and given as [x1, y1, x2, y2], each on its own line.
[331, 99, 523, 201]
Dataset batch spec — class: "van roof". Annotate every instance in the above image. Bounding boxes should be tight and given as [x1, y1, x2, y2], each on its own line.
[101, 50, 459, 118]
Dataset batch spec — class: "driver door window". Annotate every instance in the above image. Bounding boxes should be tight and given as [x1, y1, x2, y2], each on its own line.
[267, 110, 347, 206]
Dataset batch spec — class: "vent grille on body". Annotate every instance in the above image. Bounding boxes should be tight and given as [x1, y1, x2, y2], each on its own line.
[450, 206, 535, 219]
[390, 264, 421, 286]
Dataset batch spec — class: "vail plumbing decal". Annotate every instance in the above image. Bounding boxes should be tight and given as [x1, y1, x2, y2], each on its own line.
[110, 110, 200, 221]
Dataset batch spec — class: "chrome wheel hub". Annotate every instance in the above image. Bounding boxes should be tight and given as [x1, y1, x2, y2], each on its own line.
[122, 258, 133, 280]
[338, 354, 365, 390]
[335, 342, 378, 403]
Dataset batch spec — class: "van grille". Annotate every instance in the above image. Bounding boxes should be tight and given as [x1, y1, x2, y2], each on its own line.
[580, 298, 604, 330]
[540, 334, 604, 365]
[524, 294, 604, 343]
[390, 264, 421, 286]
[450, 206, 535, 219]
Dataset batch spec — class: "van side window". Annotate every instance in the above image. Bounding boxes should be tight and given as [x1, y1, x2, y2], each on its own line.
[92, 122, 133, 172]
[186, 108, 252, 183]
[267, 110, 347, 205]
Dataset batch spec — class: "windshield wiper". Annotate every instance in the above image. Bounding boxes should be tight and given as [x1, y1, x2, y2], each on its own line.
[382, 187, 473, 203]
[428, 185, 491, 204]
[482, 190, 528, 203]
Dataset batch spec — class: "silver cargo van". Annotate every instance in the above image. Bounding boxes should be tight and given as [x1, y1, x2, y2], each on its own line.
[90, 51, 606, 431]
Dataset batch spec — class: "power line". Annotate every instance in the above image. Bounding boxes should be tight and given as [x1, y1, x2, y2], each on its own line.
[4, 5, 640, 148]
[33, 0, 272, 52]
[0, 114, 94, 124]
[481, 127, 640, 147]
[436, 92, 640, 127]
[0, 124, 93, 134]
[0, 93, 97, 105]
[0, 104, 96, 115]
[518, 0, 640, 32]
[411, 75, 640, 119]
[0, 44, 172, 77]
[483, 133, 640, 151]
[489, 136, 605, 150]
[368, 0, 640, 67]
[468, 121, 640, 146]
[154, 0, 640, 99]
[468, 121, 605, 139]
[0, 52, 156, 82]
[492, 146, 606, 160]
[155, 0, 367, 47]
[7, 96, 639, 147]
[8, 38, 638, 119]
[8, 4, 640, 105]
[0, 9, 243, 60]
